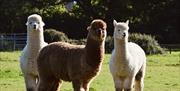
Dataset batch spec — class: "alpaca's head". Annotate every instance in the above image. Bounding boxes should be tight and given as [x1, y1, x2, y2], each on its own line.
[87, 19, 107, 42]
[113, 20, 129, 40]
[26, 14, 45, 32]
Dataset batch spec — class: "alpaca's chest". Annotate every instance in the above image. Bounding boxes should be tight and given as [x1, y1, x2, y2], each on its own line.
[27, 58, 38, 75]
[28, 47, 40, 57]
[21, 56, 38, 75]
[20, 46, 42, 75]
[81, 63, 102, 81]
[110, 55, 137, 77]
[115, 59, 133, 74]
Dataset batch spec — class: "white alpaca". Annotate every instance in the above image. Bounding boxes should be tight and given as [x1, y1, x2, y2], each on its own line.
[20, 14, 48, 91]
[109, 20, 146, 91]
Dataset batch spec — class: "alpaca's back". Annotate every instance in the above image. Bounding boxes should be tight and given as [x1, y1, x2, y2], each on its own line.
[127, 42, 146, 71]
[128, 42, 146, 62]
[37, 42, 85, 81]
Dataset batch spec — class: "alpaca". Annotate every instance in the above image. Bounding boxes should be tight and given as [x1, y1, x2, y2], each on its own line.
[36, 19, 107, 91]
[109, 20, 146, 91]
[20, 14, 48, 91]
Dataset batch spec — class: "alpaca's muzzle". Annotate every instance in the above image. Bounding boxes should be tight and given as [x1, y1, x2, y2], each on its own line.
[33, 25, 36, 29]
[96, 29, 101, 35]
[123, 33, 126, 37]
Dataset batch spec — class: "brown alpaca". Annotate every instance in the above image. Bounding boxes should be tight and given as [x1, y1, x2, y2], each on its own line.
[36, 19, 107, 91]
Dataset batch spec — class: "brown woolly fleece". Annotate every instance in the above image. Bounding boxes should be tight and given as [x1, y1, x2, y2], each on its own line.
[36, 19, 107, 91]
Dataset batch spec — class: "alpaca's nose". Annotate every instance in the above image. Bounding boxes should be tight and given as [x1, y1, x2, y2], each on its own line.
[123, 33, 126, 37]
[96, 29, 101, 35]
[33, 25, 36, 29]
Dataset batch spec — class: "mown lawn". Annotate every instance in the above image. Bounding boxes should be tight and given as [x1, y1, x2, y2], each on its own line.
[0, 51, 180, 91]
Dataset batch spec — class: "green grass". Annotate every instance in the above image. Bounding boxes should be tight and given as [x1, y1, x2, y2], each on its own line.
[0, 51, 24, 91]
[0, 51, 180, 91]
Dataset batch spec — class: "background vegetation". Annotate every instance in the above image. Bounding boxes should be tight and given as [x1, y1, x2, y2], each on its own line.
[105, 33, 165, 54]
[0, 51, 180, 91]
[44, 29, 165, 54]
[0, 1, 179, 90]
[0, 0, 179, 44]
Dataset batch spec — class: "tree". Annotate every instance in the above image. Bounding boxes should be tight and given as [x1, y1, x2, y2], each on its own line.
[0, 0, 27, 33]
[0, 0, 179, 43]
[72, 0, 179, 43]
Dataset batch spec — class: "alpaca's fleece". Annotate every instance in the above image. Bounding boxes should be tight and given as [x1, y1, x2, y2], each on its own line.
[20, 14, 47, 91]
[37, 19, 107, 91]
[109, 20, 146, 91]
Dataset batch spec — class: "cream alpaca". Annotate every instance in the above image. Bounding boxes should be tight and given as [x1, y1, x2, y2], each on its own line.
[109, 20, 146, 91]
[20, 14, 48, 91]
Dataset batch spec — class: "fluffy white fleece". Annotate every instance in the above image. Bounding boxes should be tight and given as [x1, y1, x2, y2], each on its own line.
[20, 14, 47, 91]
[109, 20, 146, 91]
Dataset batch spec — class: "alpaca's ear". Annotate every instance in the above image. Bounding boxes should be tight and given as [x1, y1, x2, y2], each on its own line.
[25, 22, 28, 26]
[41, 21, 45, 26]
[113, 20, 117, 26]
[126, 20, 129, 25]
[87, 26, 91, 31]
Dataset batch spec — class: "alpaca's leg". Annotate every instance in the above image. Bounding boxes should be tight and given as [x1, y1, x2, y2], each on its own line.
[113, 76, 123, 91]
[37, 77, 59, 91]
[37, 79, 46, 91]
[72, 79, 84, 91]
[124, 89, 132, 91]
[57, 80, 63, 90]
[115, 88, 123, 91]
[82, 79, 92, 91]
[50, 79, 60, 91]
[24, 74, 36, 91]
[124, 77, 135, 91]
[135, 79, 144, 91]
[135, 64, 146, 91]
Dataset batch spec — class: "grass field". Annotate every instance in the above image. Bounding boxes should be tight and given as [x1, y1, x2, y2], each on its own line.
[0, 51, 180, 91]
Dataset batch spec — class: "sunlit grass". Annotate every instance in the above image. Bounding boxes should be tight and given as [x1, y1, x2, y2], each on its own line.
[0, 51, 180, 91]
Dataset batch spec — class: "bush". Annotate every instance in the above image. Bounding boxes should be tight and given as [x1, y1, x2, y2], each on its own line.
[129, 33, 165, 55]
[44, 29, 86, 45]
[43, 30, 164, 55]
[105, 33, 165, 55]
[0, 40, 14, 51]
[44, 29, 69, 43]
[105, 36, 114, 53]
[68, 39, 86, 45]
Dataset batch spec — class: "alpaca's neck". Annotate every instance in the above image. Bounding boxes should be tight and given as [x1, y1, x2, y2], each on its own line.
[85, 37, 105, 67]
[114, 38, 129, 60]
[27, 29, 45, 48]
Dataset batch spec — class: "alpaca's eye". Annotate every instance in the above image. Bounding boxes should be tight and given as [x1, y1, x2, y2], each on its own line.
[37, 22, 40, 24]
[29, 22, 32, 24]
[118, 29, 120, 31]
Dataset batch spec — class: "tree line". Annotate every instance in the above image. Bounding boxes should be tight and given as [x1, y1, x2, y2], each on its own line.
[0, 0, 179, 44]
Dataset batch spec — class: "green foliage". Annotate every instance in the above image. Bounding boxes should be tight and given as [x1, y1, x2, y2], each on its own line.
[0, 41, 14, 51]
[44, 29, 87, 45]
[43, 30, 165, 55]
[105, 33, 165, 55]
[0, 0, 27, 33]
[129, 33, 165, 55]
[44, 29, 69, 43]
[105, 36, 114, 53]
[0, 0, 179, 43]
[68, 39, 86, 45]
